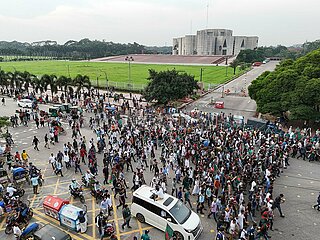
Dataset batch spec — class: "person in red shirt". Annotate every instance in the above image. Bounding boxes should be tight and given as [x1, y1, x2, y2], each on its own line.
[80, 147, 87, 164]
[14, 151, 21, 163]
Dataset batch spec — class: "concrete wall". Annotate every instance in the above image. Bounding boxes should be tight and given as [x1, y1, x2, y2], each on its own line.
[182, 35, 196, 55]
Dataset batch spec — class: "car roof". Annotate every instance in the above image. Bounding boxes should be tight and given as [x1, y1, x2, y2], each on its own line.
[20, 99, 32, 102]
[133, 185, 178, 209]
[34, 224, 71, 240]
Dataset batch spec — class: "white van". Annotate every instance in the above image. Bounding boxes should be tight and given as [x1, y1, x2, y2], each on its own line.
[131, 185, 203, 240]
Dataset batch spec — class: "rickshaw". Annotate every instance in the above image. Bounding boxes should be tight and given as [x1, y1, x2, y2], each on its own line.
[70, 106, 83, 114]
[51, 120, 66, 135]
[49, 107, 59, 117]
[62, 103, 72, 113]
[0, 168, 10, 186]
[12, 167, 29, 186]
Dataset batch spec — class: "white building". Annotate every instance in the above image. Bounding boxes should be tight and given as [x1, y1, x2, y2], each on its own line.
[173, 29, 258, 56]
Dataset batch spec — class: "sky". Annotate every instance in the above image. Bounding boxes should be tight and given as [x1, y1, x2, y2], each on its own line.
[0, 0, 319, 47]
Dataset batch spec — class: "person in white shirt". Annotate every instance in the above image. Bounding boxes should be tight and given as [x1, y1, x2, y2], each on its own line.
[48, 153, 56, 171]
[155, 185, 164, 200]
[106, 194, 113, 216]
[13, 224, 22, 239]
[238, 210, 245, 230]
[6, 184, 17, 197]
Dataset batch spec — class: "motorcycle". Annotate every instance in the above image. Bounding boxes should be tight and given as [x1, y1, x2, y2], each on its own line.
[69, 185, 85, 204]
[101, 222, 116, 239]
[81, 175, 90, 188]
[5, 209, 32, 234]
[91, 188, 108, 201]
[12, 187, 25, 198]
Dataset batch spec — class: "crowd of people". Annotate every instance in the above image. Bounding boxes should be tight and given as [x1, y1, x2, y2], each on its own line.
[2, 88, 320, 240]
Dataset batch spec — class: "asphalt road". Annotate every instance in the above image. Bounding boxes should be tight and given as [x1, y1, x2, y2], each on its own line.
[185, 61, 279, 120]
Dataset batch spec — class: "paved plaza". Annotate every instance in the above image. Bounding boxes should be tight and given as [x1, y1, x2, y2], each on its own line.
[0, 63, 319, 240]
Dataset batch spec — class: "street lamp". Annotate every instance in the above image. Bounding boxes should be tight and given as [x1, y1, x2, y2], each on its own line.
[100, 70, 109, 103]
[96, 73, 101, 94]
[125, 56, 134, 94]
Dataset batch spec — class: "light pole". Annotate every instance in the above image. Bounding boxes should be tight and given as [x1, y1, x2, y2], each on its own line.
[67, 65, 70, 77]
[96, 73, 101, 94]
[100, 70, 109, 102]
[125, 56, 134, 94]
[225, 56, 228, 77]
[200, 68, 204, 82]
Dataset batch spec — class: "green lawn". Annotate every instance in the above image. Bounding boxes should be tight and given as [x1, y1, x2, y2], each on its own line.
[0, 60, 245, 90]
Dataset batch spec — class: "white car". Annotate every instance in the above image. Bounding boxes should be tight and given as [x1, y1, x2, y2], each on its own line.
[17, 99, 33, 108]
[131, 185, 203, 240]
[172, 113, 198, 124]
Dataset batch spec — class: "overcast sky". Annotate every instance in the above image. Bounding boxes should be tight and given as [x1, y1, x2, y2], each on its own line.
[0, 0, 319, 47]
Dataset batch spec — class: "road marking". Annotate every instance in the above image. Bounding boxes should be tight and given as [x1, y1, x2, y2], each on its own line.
[119, 225, 153, 236]
[42, 180, 70, 188]
[137, 219, 143, 236]
[111, 194, 120, 237]
[92, 195, 96, 239]
[0, 215, 6, 230]
[210, 229, 215, 233]
[54, 178, 60, 195]
[30, 194, 37, 208]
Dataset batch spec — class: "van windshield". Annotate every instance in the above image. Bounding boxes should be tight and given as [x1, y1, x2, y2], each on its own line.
[169, 200, 191, 224]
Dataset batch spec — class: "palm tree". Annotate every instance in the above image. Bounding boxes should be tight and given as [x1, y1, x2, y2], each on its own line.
[7, 71, 22, 90]
[73, 74, 91, 94]
[0, 70, 9, 89]
[20, 71, 34, 94]
[41, 74, 58, 98]
[31, 76, 44, 94]
[57, 75, 72, 94]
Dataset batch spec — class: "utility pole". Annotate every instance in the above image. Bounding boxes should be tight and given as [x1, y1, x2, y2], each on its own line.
[200, 68, 204, 82]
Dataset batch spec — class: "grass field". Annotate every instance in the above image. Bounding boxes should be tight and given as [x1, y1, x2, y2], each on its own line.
[0, 60, 245, 89]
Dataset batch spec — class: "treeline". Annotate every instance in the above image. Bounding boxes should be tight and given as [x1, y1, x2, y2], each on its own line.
[0, 39, 171, 61]
[0, 69, 92, 97]
[237, 39, 320, 63]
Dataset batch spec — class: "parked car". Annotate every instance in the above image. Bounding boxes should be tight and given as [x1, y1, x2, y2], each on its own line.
[17, 99, 33, 108]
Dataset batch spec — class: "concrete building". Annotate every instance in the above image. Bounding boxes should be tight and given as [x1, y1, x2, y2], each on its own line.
[173, 29, 258, 56]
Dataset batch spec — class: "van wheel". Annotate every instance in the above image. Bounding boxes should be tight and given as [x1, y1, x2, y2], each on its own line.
[136, 213, 145, 223]
[173, 231, 184, 240]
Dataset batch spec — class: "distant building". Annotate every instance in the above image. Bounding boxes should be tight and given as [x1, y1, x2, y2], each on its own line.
[173, 29, 258, 56]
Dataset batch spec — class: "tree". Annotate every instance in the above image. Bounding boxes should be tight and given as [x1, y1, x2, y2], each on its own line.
[31, 76, 44, 93]
[73, 74, 91, 93]
[229, 60, 240, 75]
[249, 48, 320, 120]
[41, 74, 58, 98]
[0, 70, 8, 89]
[0, 116, 10, 131]
[7, 71, 22, 90]
[57, 75, 72, 94]
[20, 71, 34, 94]
[143, 69, 199, 105]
